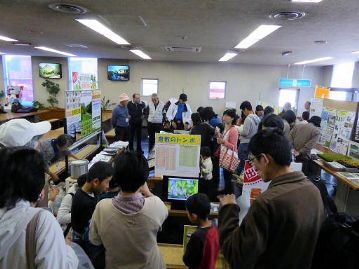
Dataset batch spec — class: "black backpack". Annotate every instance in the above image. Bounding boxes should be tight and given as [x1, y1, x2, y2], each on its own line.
[311, 180, 359, 269]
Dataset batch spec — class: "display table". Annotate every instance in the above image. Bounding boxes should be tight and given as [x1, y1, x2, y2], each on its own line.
[0, 110, 50, 123]
[48, 144, 99, 175]
[41, 127, 65, 141]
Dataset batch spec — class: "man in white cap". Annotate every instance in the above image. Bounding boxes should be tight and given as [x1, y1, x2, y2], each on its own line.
[112, 93, 130, 141]
[0, 119, 51, 148]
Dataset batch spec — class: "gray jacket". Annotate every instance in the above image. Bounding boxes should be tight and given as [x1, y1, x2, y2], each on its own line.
[240, 114, 260, 144]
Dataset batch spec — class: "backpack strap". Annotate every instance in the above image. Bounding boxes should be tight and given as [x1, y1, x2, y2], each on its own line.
[26, 210, 42, 269]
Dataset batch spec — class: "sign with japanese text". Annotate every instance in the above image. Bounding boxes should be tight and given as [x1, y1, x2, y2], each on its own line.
[155, 133, 201, 145]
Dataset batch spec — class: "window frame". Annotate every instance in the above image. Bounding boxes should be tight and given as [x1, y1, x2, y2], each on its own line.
[141, 78, 159, 96]
[278, 88, 300, 110]
[208, 81, 226, 100]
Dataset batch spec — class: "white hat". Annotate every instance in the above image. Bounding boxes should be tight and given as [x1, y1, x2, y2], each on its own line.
[119, 93, 129, 103]
[0, 119, 51, 147]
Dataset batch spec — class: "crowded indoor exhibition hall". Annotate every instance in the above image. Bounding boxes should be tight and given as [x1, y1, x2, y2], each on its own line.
[0, 0, 359, 268]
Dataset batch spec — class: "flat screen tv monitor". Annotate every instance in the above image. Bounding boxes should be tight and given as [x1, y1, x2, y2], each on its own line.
[107, 65, 130, 81]
[163, 176, 199, 209]
[39, 63, 62, 79]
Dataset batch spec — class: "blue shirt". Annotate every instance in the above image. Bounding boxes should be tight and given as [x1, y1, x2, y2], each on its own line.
[175, 103, 184, 121]
[209, 116, 222, 128]
[112, 105, 129, 127]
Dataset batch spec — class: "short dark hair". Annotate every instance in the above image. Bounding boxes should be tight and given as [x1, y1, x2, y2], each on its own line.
[248, 129, 292, 166]
[191, 113, 202, 126]
[185, 193, 211, 220]
[240, 101, 252, 111]
[201, 107, 216, 121]
[282, 110, 296, 124]
[133, 93, 140, 98]
[258, 114, 284, 133]
[256, 105, 264, 112]
[0, 148, 46, 209]
[56, 134, 74, 148]
[200, 146, 211, 157]
[197, 107, 204, 113]
[308, 116, 321, 127]
[223, 109, 237, 125]
[302, 111, 310, 121]
[77, 173, 87, 188]
[113, 151, 149, 192]
[87, 161, 114, 183]
[179, 93, 188, 102]
[264, 106, 274, 116]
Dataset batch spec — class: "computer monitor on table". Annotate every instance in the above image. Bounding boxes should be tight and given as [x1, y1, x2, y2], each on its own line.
[163, 175, 200, 210]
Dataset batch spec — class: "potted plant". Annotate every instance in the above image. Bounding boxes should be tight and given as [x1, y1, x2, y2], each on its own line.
[41, 79, 60, 108]
[101, 96, 116, 111]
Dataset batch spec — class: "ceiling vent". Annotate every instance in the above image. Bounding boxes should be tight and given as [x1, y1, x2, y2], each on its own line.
[165, 46, 202, 53]
[48, 3, 88, 15]
[270, 11, 306, 21]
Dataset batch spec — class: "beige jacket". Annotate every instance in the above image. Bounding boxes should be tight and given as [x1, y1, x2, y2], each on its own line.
[289, 122, 321, 158]
[90, 196, 168, 269]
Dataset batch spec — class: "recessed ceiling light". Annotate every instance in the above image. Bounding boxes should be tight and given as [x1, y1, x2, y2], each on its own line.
[294, 57, 332, 65]
[130, 49, 151, 60]
[270, 11, 306, 21]
[234, 25, 281, 49]
[282, 50, 293, 56]
[35, 46, 76, 56]
[76, 19, 130, 45]
[65, 44, 88, 49]
[291, 0, 323, 3]
[219, 52, 238, 62]
[48, 3, 88, 14]
[0, 35, 18, 42]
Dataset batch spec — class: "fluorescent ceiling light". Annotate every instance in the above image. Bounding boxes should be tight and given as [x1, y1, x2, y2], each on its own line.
[291, 0, 323, 3]
[130, 49, 151, 60]
[0, 52, 5, 55]
[35, 46, 76, 56]
[234, 25, 281, 49]
[294, 57, 332, 65]
[352, 50, 359, 54]
[76, 19, 130, 45]
[219, 52, 238, 62]
[0, 35, 18, 42]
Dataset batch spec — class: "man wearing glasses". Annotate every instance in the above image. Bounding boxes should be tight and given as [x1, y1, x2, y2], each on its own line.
[218, 128, 325, 269]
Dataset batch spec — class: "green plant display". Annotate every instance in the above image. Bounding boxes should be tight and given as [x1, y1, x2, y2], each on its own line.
[101, 96, 116, 110]
[318, 153, 351, 162]
[41, 79, 60, 107]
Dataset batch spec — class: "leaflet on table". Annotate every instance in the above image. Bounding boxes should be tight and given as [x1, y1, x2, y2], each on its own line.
[237, 161, 270, 223]
[155, 133, 201, 177]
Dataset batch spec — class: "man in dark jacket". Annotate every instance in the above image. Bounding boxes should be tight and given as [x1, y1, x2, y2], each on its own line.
[218, 128, 325, 269]
[127, 93, 146, 153]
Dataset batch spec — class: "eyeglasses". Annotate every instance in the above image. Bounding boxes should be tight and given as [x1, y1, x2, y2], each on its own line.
[248, 154, 262, 163]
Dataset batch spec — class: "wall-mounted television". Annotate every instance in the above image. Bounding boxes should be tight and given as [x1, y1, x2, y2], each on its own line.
[39, 63, 62, 79]
[107, 65, 130, 81]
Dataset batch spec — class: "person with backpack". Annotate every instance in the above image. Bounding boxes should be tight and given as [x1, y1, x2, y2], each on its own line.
[218, 128, 325, 269]
[0, 148, 78, 268]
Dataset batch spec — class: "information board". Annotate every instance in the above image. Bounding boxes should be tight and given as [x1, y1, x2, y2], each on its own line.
[155, 133, 201, 177]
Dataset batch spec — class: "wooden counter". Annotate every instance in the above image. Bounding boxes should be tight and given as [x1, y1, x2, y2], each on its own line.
[158, 243, 228, 269]
[313, 159, 359, 190]
[48, 144, 99, 175]
[41, 127, 65, 141]
[0, 110, 50, 123]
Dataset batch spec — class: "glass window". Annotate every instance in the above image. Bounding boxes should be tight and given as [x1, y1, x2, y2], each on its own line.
[142, 79, 158, 96]
[329, 90, 351, 101]
[68, 57, 98, 91]
[209, 81, 226, 99]
[331, 62, 355, 88]
[3, 55, 33, 104]
[279, 89, 298, 109]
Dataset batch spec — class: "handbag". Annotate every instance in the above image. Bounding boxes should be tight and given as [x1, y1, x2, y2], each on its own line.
[219, 146, 240, 172]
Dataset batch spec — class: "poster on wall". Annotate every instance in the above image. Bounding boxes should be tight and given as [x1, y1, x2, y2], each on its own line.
[310, 98, 323, 117]
[319, 108, 336, 147]
[155, 133, 201, 177]
[72, 72, 97, 91]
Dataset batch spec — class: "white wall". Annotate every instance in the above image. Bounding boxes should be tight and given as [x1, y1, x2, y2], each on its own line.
[0, 57, 3, 93]
[98, 59, 324, 115]
[27, 57, 325, 114]
[32, 56, 69, 107]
